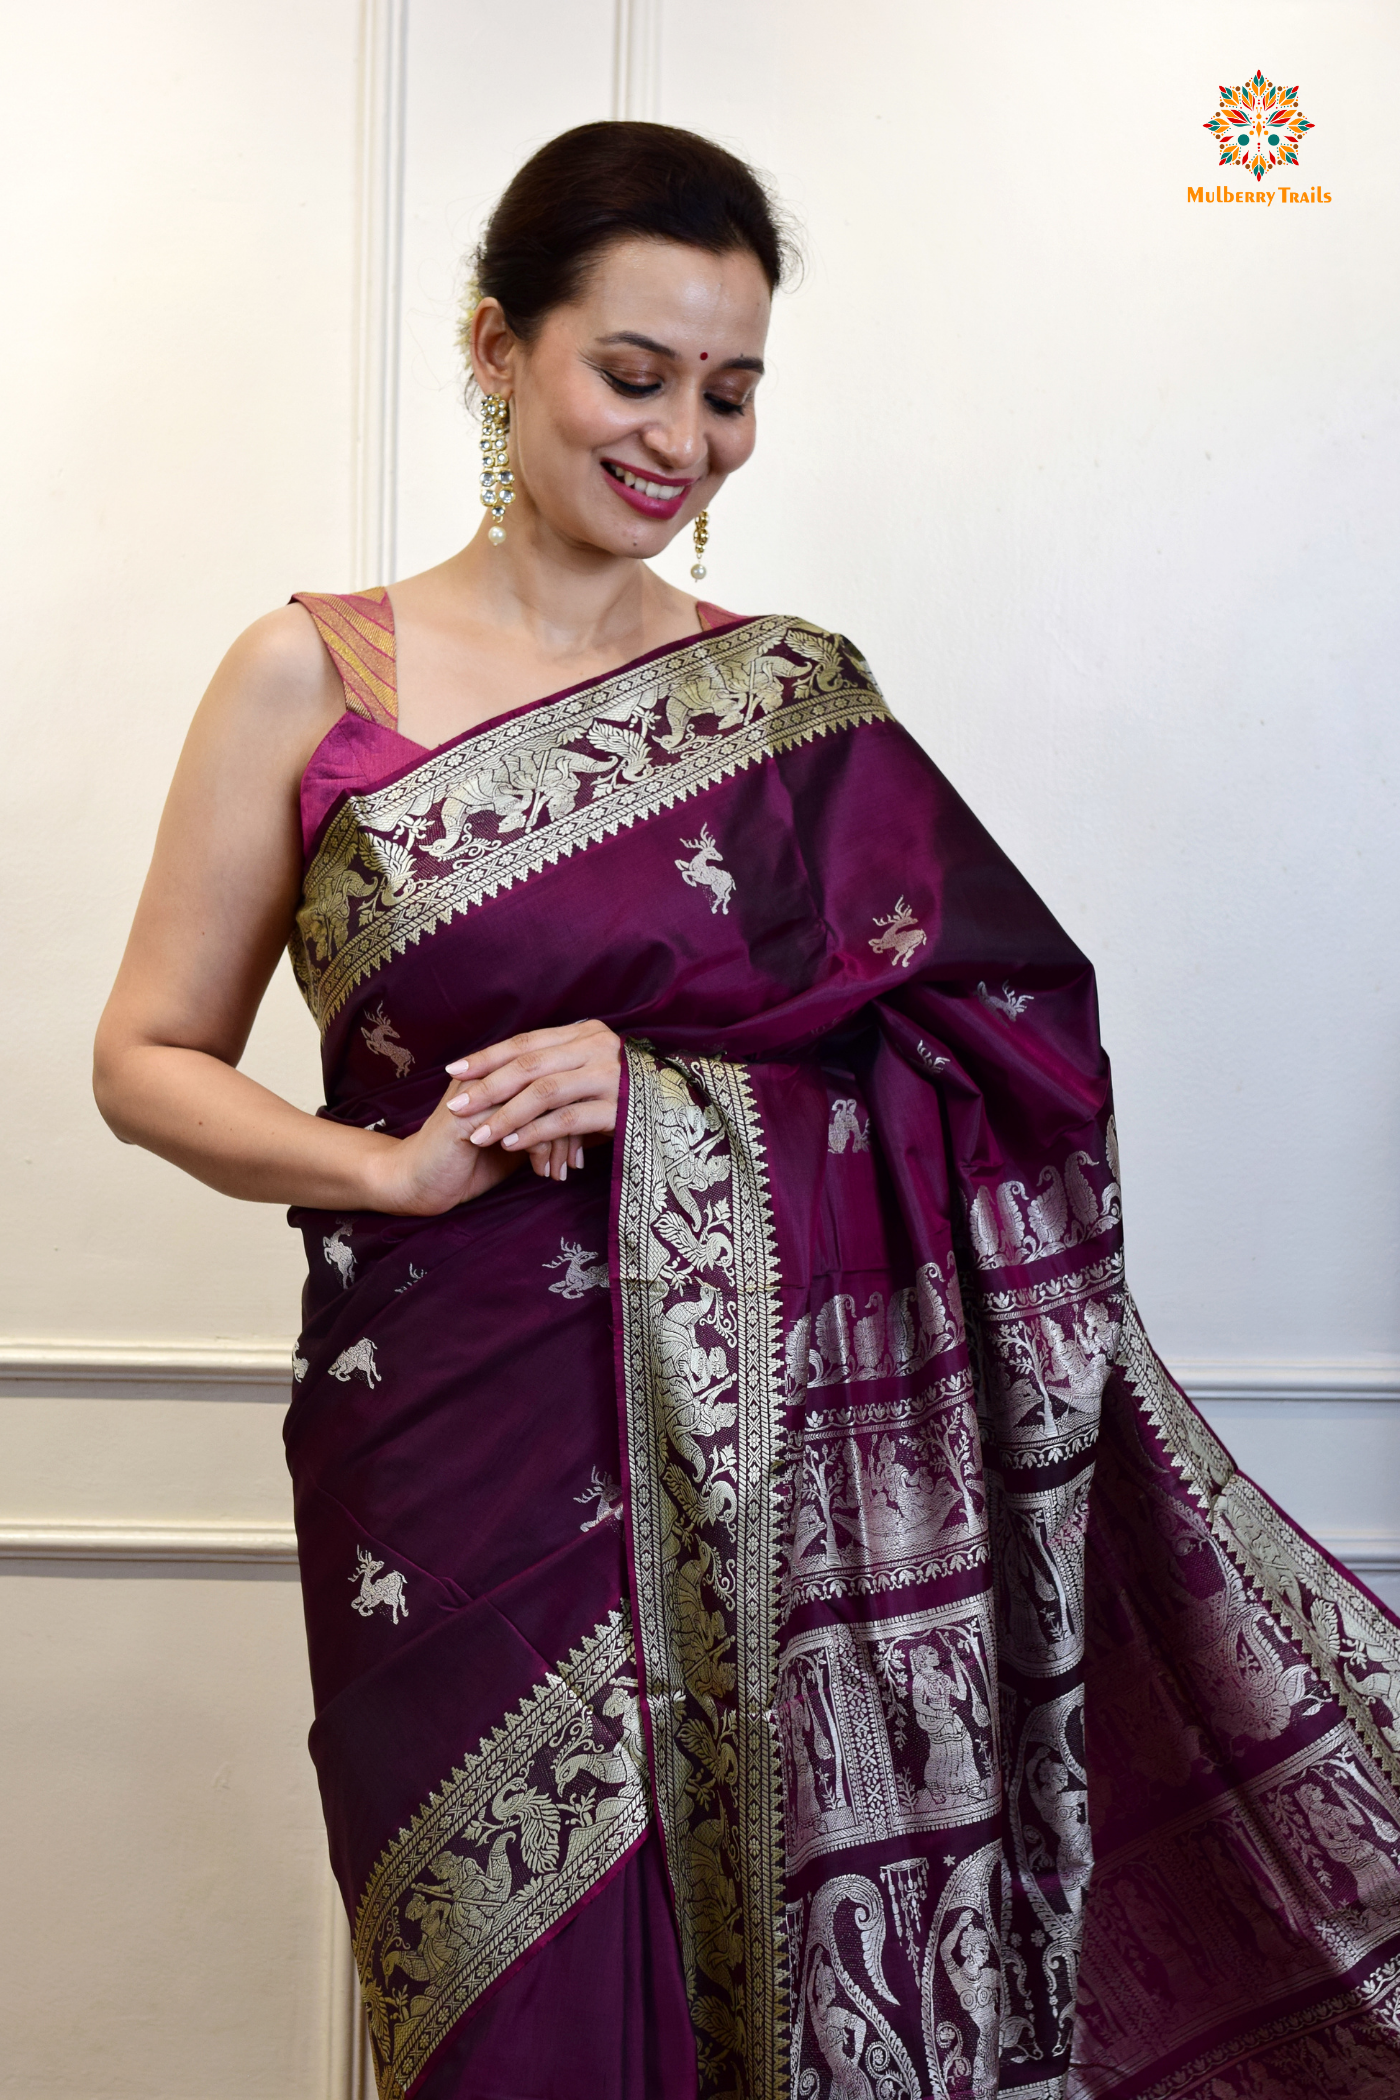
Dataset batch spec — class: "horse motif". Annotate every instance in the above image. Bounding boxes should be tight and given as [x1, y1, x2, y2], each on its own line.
[349, 1544, 408, 1624]
[868, 898, 927, 970]
[675, 826, 736, 915]
[328, 1338, 382, 1387]
[322, 1221, 356, 1288]
[544, 1239, 609, 1298]
[361, 1002, 414, 1076]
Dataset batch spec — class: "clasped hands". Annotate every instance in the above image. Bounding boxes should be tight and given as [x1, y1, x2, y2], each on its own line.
[370, 1018, 622, 1215]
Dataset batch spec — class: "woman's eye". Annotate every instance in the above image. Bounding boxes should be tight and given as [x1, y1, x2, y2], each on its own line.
[603, 373, 661, 399]
[705, 394, 748, 418]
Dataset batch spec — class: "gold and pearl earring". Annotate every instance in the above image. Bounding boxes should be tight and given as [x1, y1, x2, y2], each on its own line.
[480, 393, 514, 546]
[690, 509, 709, 583]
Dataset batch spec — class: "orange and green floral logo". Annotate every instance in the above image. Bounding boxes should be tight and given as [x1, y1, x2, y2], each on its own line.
[1204, 71, 1313, 184]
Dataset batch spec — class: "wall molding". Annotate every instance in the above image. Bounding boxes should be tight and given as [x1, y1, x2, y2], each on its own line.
[2, 1513, 1388, 1578]
[3, 1340, 1396, 1402]
[612, 0, 660, 121]
[352, 0, 408, 588]
[0, 1521, 297, 1564]
[1175, 1360, 1400, 1403]
[0, 1339, 292, 1389]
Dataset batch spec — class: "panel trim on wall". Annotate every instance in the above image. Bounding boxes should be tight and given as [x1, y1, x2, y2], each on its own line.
[4, 1340, 1396, 1401]
[1172, 1359, 1400, 1403]
[0, 1339, 293, 1388]
[352, 0, 408, 588]
[0, 1520, 297, 1564]
[612, 0, 660, 121]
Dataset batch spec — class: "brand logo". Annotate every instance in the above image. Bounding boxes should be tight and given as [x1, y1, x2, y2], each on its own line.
[1204, 70, 1313, 184]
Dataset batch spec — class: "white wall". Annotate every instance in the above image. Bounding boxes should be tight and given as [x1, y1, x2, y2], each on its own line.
[3, 2, 1397, 2093]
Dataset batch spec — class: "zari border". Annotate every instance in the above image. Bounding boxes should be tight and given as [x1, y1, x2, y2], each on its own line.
[615, 1047, 788, 2100]
[1097, 1946, 1400, 2100]
[1116, 1297, 1400, 1791]
[350, 1607, 648, 2099]
[294, 617, 886, 1029]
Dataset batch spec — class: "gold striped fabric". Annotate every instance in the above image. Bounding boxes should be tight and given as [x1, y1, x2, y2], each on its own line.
[293, 587, 398, 728]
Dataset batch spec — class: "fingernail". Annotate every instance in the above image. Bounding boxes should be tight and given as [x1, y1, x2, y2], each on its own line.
[471, 1125, 493, 1144]
[559, 1163, 568, 1181]
[445, 1059, 470, 1075]
[501, 1133, 518, 1149]
[447, 1097, 471, 1115]
[573, 1148, 584, 1170]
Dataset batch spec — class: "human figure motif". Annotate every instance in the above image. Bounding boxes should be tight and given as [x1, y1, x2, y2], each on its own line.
[1025, 1742, 1091, 1914]
[807, 1949, 874, 2100]
[1297, 1782, 1400, 1913]
[939, 1909, 1000, 2097]
[911, 1646, 987, 1807]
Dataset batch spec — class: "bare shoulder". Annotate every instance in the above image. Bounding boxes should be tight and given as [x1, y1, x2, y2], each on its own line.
[156, 601, 347, 823]
[201, 603, 342, 744]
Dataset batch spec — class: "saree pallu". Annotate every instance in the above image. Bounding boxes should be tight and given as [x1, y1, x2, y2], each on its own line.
[285, 596, 1400, 2100]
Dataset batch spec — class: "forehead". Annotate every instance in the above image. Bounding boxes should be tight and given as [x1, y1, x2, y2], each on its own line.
[565, 236, 771, 345]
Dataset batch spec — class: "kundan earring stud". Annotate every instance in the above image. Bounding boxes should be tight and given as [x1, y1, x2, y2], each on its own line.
[481, 393, 514, 545]
[690, 509, 709, 583]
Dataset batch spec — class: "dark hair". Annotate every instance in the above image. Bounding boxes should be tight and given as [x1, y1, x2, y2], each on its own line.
[461, 122, 794, 385]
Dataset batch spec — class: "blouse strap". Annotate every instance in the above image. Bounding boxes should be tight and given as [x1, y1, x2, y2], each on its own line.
[291, 587, 398, 729]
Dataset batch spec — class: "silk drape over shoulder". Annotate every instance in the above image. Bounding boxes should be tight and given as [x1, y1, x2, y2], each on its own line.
[284, 590, 1400, 2100]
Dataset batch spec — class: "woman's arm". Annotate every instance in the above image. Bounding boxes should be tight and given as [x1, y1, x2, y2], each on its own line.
[95, 605, 628, 1211]
[93, 606, 510, 1213]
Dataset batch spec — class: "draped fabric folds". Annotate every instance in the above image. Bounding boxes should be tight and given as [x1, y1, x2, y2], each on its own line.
[284, 597, 1400, 2100]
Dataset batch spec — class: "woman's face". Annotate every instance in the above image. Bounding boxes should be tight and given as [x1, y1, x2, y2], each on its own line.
[475, 236, 771, 565]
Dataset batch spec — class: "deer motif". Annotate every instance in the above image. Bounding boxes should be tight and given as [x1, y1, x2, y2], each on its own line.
[574, 1466, 625, 1532]
[675, 826, 735, 915]
[322, 1221, 356, 1288]
[361, 1002, 414, 1076]
[545, 1239, 609, 1298]
[291, 1350, 309, 1383]
[349, 1545, 408, 1624]
[977, 980, 1034, 1020]
[328, 1338, 381, 1387]
[827, 1098, 871, 1154]
[868, 898, 927, 970]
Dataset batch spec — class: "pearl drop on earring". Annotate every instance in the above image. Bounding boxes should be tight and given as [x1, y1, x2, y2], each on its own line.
[480, 393, 514, 547]
[690, 509, 709, 583]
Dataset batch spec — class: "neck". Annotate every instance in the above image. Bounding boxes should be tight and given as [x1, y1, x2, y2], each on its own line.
[442, 507, 687, 660]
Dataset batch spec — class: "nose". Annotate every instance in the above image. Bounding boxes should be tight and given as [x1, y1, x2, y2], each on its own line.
[642, 387, 705, 473]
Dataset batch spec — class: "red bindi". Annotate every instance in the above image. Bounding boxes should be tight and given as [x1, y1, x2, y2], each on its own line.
[699, 351, 709, 361]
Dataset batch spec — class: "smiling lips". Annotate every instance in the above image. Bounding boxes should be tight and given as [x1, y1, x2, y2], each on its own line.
[601, 457, 694, 520]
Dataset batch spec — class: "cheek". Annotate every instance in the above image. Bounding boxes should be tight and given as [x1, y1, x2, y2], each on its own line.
[711, 416, 759, 478]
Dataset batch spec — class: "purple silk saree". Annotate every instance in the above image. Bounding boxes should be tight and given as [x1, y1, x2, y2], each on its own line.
[285, 590, 1400, 2100]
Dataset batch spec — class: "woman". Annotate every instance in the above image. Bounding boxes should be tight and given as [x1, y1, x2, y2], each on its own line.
[94, 123, 1400, 2100]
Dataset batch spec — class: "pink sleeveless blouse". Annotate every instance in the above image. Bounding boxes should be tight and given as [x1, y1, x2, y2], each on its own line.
[291, 587, 743, 854]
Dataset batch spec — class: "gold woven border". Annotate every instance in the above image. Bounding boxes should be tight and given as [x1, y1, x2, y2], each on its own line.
[1117, 1297, 1400, 1791]
[291, 618, 886, 1029]
[350, 1608, 648, 2098]
[1100, 1948, 1400, 2100]
[616, 1046, 788, 2100]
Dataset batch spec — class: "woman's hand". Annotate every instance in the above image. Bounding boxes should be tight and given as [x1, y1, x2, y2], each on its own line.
[365, 1078, 527, 1215]
[442, 1020, 622, 1183]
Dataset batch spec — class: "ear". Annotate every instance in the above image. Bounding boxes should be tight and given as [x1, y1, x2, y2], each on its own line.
[471, 298, 516, 399]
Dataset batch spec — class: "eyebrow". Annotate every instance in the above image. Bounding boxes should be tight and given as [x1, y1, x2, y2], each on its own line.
[596, 330, 765, 375]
